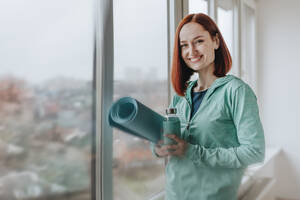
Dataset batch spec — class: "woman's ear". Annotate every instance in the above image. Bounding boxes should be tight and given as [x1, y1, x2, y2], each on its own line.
[213, 33, 220, 50]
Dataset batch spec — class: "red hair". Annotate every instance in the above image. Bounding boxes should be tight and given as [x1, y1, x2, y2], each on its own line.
[171, 13, 232, 96]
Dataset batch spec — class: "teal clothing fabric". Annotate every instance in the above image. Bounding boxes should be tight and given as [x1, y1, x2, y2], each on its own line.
[151, 75, 265, 200]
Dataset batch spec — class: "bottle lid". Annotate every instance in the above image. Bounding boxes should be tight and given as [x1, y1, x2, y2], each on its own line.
[166, 108, 177, 115]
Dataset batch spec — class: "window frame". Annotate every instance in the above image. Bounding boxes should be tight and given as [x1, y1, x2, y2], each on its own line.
[95, 0, 114, 200]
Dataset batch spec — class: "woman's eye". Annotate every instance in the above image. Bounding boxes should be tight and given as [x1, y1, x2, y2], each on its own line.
[180, 44, 187, 48]
[196, 39, 204, 44]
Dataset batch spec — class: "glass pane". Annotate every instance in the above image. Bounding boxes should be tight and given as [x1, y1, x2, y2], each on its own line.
[217, 0, 236, 76]
[0, 0, 94, 199]
[217, 0, 233, 55]
[189, 0, 208, 14]
[241, 5, 256, 88]
[113, 0, 168, 199]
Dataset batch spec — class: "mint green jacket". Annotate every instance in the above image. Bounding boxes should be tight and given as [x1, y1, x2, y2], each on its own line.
[151, 75, 265, 200]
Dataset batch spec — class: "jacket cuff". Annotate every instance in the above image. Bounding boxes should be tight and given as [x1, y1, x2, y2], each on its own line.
[185, 143, 195, 160]
[185, 143, 202, 166]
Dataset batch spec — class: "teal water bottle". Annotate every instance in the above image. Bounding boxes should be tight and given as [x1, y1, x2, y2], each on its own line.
[163, 108, 181, 145]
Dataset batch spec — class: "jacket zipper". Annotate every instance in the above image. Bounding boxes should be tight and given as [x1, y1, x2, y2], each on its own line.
[184, 97, 192, 131]
[184, 87, 210, 131]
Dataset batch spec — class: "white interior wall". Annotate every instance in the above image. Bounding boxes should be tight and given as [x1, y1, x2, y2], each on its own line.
[257, 0, 300, 198]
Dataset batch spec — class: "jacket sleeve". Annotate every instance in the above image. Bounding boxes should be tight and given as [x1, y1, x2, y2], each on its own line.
[185, 84, 265, 168]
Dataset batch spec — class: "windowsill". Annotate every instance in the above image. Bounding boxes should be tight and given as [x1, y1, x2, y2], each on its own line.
[238, 147, 281, 199]
[248, 147, 281, 174]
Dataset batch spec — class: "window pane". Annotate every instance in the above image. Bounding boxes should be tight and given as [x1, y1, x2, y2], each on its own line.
[217, 0, 238, 76]
[189, 0, 208, 14]
[113, 0, 168, 199]
[241, 4, 256, 89]
[0, 0, 94, 199]
[217, 0, 233, 55]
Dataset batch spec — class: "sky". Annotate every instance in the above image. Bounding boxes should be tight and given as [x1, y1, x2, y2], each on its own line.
[0, 0, 94, 84]
[0, 0, 168, 84]
[113, 0, 168, 81]
[0, 0, 233, 84]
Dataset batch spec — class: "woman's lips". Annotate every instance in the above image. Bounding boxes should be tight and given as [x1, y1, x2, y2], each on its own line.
[189, 55, 203, 63]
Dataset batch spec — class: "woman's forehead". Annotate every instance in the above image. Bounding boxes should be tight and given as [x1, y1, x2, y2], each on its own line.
[179, 22, 208, 41]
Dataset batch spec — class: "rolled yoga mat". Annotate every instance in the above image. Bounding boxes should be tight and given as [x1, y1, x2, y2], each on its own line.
[108, 97, 164, 143]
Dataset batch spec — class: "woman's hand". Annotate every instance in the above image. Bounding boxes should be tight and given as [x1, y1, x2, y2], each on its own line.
[154, 134, 189, 158]
[154, 140, 170, 157]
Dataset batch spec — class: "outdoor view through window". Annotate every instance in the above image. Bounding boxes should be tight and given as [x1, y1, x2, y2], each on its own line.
[0, 0, 168, 199]
[113, 0, 168, 199]
[0, 0, 94, 199]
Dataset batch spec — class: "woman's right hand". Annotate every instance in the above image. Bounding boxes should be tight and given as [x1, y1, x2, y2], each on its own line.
[154, 139, 177, 157]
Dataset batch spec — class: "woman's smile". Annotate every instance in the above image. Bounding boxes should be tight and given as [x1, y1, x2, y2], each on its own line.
[189, 55, 203, 63]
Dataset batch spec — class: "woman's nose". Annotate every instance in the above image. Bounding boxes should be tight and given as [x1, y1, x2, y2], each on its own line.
[188, 45, 197, 56]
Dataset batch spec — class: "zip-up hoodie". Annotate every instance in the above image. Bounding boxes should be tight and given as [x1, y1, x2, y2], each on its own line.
[151, 75, 265, 200]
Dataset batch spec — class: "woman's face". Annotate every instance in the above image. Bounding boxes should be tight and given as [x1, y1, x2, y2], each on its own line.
[179, 22, 219, 72]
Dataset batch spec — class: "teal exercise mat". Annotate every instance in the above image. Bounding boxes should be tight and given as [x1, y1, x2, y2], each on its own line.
[108, 97, 164, 143]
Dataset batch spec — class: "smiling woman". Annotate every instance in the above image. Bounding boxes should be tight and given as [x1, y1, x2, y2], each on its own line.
[152, 13, 265, 200]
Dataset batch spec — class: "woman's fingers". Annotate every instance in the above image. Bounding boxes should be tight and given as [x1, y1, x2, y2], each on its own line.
[163, 134, 188, 157]
[155, 136, 188, 157]
[155, 140, 164, 147]
[169, 145, 183, 156]
[155, 143, 176, 157]
[158, 140, 164, 145]
[161, 144, 177, 152]
[165, 134, 182, 143]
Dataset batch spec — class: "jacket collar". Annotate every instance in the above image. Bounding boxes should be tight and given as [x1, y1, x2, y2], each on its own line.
[185, 75, 235, 104]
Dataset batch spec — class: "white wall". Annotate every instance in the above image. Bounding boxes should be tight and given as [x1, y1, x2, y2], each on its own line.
[257, 0, 300, 198]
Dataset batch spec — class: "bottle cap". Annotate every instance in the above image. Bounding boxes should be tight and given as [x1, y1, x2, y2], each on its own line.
[166, 108, 177, 115]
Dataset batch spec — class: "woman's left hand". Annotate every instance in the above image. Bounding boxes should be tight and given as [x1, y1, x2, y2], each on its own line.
[165, 134, 189, 157]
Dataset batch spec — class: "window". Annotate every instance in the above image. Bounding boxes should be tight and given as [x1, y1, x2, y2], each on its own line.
[0, 0, 259, 199]
[0, 0, 94, 199]
[217, 0, 239, 76]
[112, 0, 168, 199]
[241, 0, 257, 92]
[189, 0, 208, 14]
[217, 0, 233, 57]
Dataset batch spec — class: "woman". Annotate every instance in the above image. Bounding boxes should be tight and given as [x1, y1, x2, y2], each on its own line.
[151, 13, 265, 200]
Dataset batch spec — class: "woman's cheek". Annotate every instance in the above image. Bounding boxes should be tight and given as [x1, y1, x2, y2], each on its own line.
[205, 47, 215, 62]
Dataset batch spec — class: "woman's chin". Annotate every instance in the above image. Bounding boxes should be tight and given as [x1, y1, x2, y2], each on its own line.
[188, 65, 207, 72]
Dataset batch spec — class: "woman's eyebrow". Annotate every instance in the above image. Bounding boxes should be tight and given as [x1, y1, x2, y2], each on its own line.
[180, 35, 205, 43]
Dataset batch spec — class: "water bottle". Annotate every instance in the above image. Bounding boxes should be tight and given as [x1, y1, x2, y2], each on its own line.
[163, 108, 181, 145]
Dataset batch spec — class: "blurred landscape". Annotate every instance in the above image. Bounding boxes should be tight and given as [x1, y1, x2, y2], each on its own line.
[0, 75, 93, 200]
[0, 74, 167, 200]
